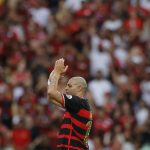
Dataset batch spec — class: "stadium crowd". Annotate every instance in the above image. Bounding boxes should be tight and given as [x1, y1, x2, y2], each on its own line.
[0, 0, 150, 149]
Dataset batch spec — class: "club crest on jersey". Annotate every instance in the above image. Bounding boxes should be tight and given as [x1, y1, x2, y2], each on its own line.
[66, 94, 72, 99]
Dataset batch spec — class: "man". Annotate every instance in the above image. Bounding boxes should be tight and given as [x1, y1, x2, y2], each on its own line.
[47, 58, 92, 150]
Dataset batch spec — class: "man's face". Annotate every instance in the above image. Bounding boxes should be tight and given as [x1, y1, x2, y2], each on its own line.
[65, 79, 79, 95]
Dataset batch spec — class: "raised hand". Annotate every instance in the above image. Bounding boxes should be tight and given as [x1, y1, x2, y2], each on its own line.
[54, 58, 68, 75]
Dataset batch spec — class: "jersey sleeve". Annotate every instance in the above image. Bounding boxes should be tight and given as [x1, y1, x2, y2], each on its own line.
[62, 94, 83, 112]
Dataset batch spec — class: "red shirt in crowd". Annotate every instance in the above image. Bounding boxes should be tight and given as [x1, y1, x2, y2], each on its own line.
[12, 127, 31, 150]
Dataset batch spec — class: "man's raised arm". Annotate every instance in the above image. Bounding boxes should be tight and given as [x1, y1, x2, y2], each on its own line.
[47, 58, 68, 107]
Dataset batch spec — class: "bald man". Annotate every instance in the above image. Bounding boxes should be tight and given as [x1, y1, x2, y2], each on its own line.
[47, 58, 92, 150]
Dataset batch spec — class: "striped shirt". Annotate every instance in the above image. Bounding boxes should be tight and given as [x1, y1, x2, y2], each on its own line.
[57, 94, 92, 150]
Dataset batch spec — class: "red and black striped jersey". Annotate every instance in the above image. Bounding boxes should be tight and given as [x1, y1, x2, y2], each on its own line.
[57, 94, 92, 150]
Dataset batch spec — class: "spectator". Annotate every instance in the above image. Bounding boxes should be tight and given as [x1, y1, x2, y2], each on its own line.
[88, 70, 113, 107]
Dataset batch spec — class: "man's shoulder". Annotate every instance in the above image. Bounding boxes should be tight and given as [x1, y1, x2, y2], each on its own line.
[65, 94, 73, 99]
[64, 94, 83, 101]
[63, 94, 91, 112]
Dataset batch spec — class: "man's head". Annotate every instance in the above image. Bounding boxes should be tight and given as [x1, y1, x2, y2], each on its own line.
[65, 76, 87, 97]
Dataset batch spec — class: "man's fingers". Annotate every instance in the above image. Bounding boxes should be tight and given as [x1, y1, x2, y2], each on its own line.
[64, 65, 68, 72]
[57, 58, 64, 64]
[55, 60, 59, 65]
[60, 58, 64, 64]
[55, 58, 66, 70]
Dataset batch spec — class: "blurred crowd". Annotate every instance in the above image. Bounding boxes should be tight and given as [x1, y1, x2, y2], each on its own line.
[0, 0, 150, 150]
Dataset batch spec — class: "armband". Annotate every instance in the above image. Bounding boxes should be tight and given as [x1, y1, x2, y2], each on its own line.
[48, 71, 54, 85]
[47, 79, 51, 85]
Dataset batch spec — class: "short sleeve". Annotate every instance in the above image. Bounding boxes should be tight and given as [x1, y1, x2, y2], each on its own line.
[62, 94, 83, 113]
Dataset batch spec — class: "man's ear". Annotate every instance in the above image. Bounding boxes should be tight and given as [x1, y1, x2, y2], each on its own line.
[77, 85, 82, 92]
